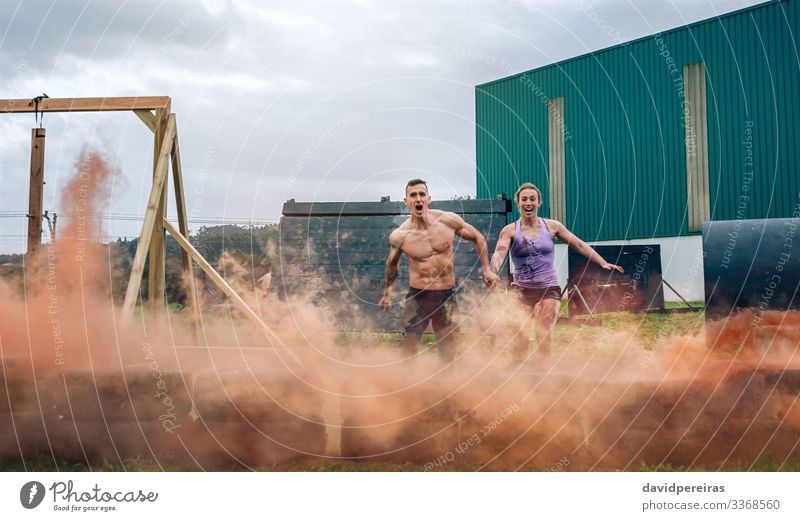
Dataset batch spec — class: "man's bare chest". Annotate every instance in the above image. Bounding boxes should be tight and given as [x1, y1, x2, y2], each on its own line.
[401, 227, 454, 261]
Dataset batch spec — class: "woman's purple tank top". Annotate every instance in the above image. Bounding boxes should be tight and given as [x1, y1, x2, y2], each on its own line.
[510, 217, 559, 288]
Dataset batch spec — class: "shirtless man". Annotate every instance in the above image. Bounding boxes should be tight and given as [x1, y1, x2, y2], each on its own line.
[379, 179, 500, 360]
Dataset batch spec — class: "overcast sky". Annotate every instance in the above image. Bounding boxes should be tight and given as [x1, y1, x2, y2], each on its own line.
[0, 0, 767, 252]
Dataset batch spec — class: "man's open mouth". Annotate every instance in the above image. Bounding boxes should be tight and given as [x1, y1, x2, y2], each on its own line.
[415, 203, 423, 210]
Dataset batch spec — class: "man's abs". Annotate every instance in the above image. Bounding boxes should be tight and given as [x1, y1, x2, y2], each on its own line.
[407, 255, 455, 290]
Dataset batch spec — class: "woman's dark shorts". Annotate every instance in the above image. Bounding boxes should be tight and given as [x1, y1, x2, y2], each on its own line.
[514, 285, 562, 307]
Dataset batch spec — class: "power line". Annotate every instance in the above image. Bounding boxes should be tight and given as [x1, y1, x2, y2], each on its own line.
[0, 211, 279, 226]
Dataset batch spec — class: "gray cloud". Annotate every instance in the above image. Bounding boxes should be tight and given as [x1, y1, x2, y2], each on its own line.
[0, 0, 766, 252]
[0, 1, 234, 67]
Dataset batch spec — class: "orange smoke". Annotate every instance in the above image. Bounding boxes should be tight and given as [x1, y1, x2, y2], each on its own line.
[1, 150, 121, 371]
[2, 148, 800, 470]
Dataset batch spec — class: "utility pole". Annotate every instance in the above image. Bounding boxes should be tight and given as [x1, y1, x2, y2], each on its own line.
[43, 210, 57, 242]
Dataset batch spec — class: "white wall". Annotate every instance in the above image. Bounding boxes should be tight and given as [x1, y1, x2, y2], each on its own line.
[551, 235, 705, 302]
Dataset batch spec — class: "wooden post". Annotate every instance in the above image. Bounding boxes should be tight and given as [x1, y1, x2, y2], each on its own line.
[171, 129, 201, 340]
[27, 128, 46, 257]
[25, 128, 45, 262]
[148, 109, 168, 315]
[121, 115, 176, 323]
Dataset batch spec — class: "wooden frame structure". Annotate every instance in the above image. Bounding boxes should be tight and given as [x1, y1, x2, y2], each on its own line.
[1, 96, 271, 334]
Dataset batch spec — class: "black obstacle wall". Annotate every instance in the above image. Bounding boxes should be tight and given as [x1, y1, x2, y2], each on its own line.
[567, 244, 665, 316]
[703, 217, 800, 321]
[272, 198, 511, 332]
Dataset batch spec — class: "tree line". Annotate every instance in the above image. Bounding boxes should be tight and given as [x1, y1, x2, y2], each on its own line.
[0, 224, 279, 306]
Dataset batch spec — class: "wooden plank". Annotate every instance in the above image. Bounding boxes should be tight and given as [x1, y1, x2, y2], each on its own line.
[148, 110, 169, 314]
[280, 215, 403, 229]
[275, 257, 490, 272]
[309, 218, 506, 234]
[164, 219, 262, 325]
[281, 198, 511, 216]
[0, 96, 171, 113]
[280, 264, 409, 278]
[268, 283, 489, 332]
[285, 247, 491, 262]
[163, 225, 305, 366]
[171, 128, 201, 335]
[275, 270, 485, 293]
[280, 214, 504, 230]
[282, 201, 407, 216]
[163, 220, 305, 369]
[26, 128, 46, 256]
[432, 198, 511, 214]
[279, 229, 503, 249]
[134, 110, 156, 132]
[121, 115, 176, 322]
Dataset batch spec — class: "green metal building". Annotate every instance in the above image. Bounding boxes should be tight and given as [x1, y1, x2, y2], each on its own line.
[476, 0, 799, 243]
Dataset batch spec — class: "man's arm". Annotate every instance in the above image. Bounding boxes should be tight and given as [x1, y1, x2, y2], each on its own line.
[550, 220, 624, 273]
[379, 231, 403, 311]
[450, 213, 500, 287]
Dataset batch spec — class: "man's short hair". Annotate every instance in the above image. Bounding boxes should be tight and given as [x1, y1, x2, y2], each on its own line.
[515, 182, 542, 202]
[406, 179, 429, 194]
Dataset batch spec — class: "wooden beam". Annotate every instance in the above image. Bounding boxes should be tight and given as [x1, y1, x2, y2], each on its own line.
[164, 220, 305, 367]
[281, 198, 511, 216]
[121, 114, 176, 322]
[26, 128, 46, 256]
[148, 109, 169, 315]
[134, 109, 156, 132]
[162, 219, 264, 324]
[170, 129, 201, 339]
[163, 220, 298, 366]
[0, 96, 171, 113]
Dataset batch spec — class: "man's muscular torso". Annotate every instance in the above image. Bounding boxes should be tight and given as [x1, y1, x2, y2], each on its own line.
[391, 209, 457, 290]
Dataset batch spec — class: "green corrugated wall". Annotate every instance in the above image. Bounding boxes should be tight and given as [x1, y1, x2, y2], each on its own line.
[476, 0, 799, 241]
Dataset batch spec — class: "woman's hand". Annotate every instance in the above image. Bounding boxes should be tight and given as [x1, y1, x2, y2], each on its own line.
[601, 262, 624, 273]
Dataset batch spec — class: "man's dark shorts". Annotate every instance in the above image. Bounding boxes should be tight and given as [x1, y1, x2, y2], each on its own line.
[402, 287, 456, 337]
[514, 285, 562, 307]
